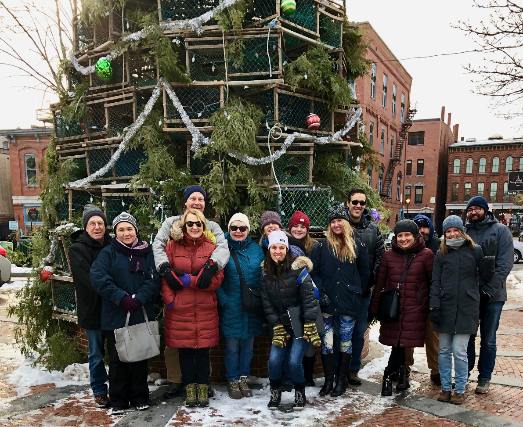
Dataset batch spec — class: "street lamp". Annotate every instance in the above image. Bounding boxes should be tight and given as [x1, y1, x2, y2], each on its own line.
[405, 198, 411, 219]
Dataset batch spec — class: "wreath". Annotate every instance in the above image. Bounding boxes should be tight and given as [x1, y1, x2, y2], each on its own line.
[28, 207, 39, 221]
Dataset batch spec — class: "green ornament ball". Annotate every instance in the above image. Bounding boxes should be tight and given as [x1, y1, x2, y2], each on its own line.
[281, 0, 296, 16]
[95, 59, 113, 81]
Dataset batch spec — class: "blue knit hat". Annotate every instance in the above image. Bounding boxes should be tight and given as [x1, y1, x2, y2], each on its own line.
[442, 215, 465, 234]
[466, 196, 489, 212]
[184, 186, 207, 203]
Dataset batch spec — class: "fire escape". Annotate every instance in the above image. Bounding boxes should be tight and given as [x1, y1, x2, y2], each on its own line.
[380, 107, 417, 199]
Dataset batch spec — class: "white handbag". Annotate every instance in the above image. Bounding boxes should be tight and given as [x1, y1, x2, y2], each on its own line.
[114, 301, 160, 363]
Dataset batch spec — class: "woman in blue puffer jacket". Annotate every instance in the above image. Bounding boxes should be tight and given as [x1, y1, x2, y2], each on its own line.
[216, 213, 265, 400]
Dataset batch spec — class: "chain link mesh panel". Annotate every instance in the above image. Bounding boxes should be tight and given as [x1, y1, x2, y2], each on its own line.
[319, 13, 342, 49]
[71, 190, 93, 220]
[165, 86, 222, 128]
[57, 200, 69, 222]
[160, 0, 219, 22]
[89, 148, 114, 179]
[75, 20, 94, 52]
[280, 0, 318, 34]
[52, 279, 76, 314]
[247, 0, 276, 22]
[54, 113, 85, 140]
[278, 90, 332, 133]
[128, 50, 157, 87]
[115, 149, 147, 177]
[230, 36, 280, 76]
[189, 48, 227, 82]
[107, 102, 134, 138]
[274, 154, 311, 185]
[69, 157, 89, 182]
[106, 195, 141, 224]
[277, 187, 333, 230]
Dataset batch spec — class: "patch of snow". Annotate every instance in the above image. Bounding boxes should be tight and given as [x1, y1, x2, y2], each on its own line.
[359, 324, 391, 382]
[147, 372, 162, 383]
[1, 280, 29, 290]
[11, 265, 32, 274]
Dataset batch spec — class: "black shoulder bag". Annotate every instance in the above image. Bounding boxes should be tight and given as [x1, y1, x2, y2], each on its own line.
[230, 249, 263, 313]
[377, 254, 415, 322]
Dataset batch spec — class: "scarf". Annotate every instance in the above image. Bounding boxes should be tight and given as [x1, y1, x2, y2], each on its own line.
[446, 237, 466, 249]
[112, 237, 151, 272]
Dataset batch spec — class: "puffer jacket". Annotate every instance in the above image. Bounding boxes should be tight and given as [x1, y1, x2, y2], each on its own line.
[260, 256, 319, 328]
[430, 243, 495, 334]
[161, 221, 224, 349]
[369, 237, 435, 348]
[309, 238, 370, 317]
[465, 212, 514, 302]
[216, 233, 265, 339]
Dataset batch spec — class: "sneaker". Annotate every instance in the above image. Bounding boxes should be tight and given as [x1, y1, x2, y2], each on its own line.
[94, 394, 110, 408]
[163, 382, 184, 399]
[184, 383, 198, 408]
[239, 376, 253, 397]
[437, 390, 452, 402]
[227, 381, 243, 399]
[135, 404, 149, 411]
[475, 379, 490, 394]
[431, 373, 442, 386]
[197, 384, 209, 407]
[450, 392, 465, 405]
[348, 370, 362, 386]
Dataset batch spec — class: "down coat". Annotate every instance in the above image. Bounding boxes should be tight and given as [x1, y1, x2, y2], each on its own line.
[215, 233, 265, 339]
[260, 256, 319, 328]
[369, 237, 435, 348]
[161, 221, 224, 349]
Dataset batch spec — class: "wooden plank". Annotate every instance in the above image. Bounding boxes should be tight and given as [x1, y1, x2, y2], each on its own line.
[280, 18, 318, 37]
[50, 274, 74, 282]
[280, 27, 334, 50]
[104, 99, 134, 108]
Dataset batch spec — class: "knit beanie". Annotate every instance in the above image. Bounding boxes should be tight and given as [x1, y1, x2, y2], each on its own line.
[268, 230, 289, 249]
[442, 215, 465, 234]
[184, 185, 207, 203]
[394, 219, 419, 236]
[228, 212, 251, 231]
[260, 211, 283, 230]
[112, 212, 138, 233]
[82, 204, 108, 230]
[327, 202, 350, 224]
[466, 196, 489, 212]
[288, 211, 310, 232]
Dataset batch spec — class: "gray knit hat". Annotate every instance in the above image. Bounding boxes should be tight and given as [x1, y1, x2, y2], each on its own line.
[394, 219, 419, 236]
[260, 211, 283, 230]
[112, 212, 138, 233]
[82, 204, 108, 230]
[442, 215, 465, 234]
[327, 202, 350, 224]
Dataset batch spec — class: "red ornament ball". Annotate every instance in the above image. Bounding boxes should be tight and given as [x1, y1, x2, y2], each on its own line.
[306, 113, 321, 130]
[40, 269, 51, 283]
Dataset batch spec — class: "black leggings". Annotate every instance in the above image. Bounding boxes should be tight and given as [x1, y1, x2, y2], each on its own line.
[387, 347, 405, 374]
[178, 347, 210, 385]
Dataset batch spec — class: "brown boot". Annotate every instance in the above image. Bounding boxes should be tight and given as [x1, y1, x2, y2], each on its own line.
[348, 370, 362, 386]
[227, 381, 243, 399]
[437, 390, 451, 402]
[450, 392, 465, 405]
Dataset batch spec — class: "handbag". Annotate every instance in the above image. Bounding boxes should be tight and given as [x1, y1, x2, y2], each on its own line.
[114, 301, 160, 363]
[230, 249, 264, 314]
[287, 305, 325, 338]
[377, 254, 415, 322]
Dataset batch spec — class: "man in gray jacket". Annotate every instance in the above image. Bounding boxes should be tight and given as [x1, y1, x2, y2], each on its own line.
[465, 196, 514, 394]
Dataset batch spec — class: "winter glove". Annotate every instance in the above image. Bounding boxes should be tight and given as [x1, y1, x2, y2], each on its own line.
[481, 239, 497, 257]
[303, 322, 321, 348]
[120, 296, 141, 313]
[429, 308, 441, 325]
[172, 269, 191, 287]
[319, 291, 331, 308]
[367, 312, 377, 324]
[272, 324, 288, 347]
[163, 269, 184, 291]
[193, 259, 218, 289]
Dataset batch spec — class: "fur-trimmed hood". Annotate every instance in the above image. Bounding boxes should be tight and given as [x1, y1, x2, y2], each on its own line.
[260, 255, 313, 271]
[169, 220, 184, 241]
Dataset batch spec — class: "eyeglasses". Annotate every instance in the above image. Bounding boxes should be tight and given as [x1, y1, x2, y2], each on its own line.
[351, 200, 366, 206]
[467, 207, 482, 213]
[87, 221, 105, 228]
[186, 221, 202, 228]
[230, 225, 248, 232]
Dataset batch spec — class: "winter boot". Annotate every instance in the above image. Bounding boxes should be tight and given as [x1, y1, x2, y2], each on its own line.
[331, 353, 351, 397]
[303, 355, 316, 387]
[268, 379, 282, 410]
[239, 376, 252, 397]
[293, 382, 307, 411]
[197, 384, 209, 407]
[381, 368, 393, 397]
[396, 365, 410, 392]
[184, 383, 198, 407]
[319, 353, 335, 396]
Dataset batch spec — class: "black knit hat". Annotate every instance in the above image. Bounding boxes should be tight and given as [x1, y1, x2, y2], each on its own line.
[394, 219, 419, 236]
[327, 202, 350, 224]
[82, 204, 108, 230]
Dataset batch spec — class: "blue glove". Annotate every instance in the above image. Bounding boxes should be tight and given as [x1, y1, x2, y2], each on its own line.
[168, 301, 174, 310]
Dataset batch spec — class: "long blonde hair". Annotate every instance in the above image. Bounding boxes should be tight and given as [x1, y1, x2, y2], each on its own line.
[325, 219, 357, 262]
[439, 230, 475, 256]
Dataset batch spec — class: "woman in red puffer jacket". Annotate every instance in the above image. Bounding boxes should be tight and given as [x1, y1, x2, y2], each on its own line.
[369, 220, 435, 397]
[161, 208, 224, 408]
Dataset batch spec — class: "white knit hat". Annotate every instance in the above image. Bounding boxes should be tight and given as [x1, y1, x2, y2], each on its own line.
[228, 213, 250, 231]
[268, 230, 289, 249]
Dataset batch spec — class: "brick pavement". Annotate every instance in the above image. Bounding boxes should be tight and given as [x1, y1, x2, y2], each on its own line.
[498, 310, 523, 330]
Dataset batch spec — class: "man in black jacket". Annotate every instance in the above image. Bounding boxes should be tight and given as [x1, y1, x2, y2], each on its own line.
[69, 204, 111, 408]
[345, 189, 385, 385]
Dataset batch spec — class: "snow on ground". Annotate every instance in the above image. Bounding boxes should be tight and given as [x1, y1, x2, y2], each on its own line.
[10, 266, 32, 274]
[359, 326, 390, 383]
[507, 272, 523, 292]
[0, 280, 29, 290]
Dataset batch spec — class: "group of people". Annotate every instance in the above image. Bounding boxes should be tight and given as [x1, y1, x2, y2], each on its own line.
[68, 185, 513, 414]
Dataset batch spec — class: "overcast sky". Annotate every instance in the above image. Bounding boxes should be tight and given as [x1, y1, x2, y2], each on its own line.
[0, 0, 520, 141]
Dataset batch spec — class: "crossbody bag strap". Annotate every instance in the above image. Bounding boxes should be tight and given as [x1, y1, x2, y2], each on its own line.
[230, 249, 247, 286]
[397, 254, 416, 288]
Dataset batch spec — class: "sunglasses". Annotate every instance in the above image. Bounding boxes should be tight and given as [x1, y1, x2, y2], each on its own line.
[351, 200, 366, 206]
[230, 225, 248, 232]
[186, 221, 202, 228]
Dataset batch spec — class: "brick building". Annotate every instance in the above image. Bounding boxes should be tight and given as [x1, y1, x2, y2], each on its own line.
[445, 134, 523, 226]
[404, 107, 459, 234]
[0, 136, 14, 239]
[355, 22, 413, 227]
[0, 128, 52, 235]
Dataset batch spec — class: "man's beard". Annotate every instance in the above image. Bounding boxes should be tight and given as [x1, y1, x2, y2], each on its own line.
[468, 212, 487, 223]
[422, 235, 429, 242]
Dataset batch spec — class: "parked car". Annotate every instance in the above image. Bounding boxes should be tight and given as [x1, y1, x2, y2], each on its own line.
[384, 232, 394, 250]
[514, 240, 523, 264]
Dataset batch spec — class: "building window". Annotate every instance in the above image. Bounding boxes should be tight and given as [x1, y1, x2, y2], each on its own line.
[490, 181, 498, 201]
[23, 204, 43, 234]
[492, 156, 499, 173]
[477, 182, 485, 198]
[464, 183, 472, 201]
[506, 156, 513, 172]
[415, 186, 423, 205]
[466, 158, 473, 174]
[378, 168, 384, 193]
[390, 135, 394, 159]
[367, 166, 372, 186]
[451, 183, 459, 202]
[503, 181, 509, 201]
[397, 175, 402, 200]
[388, 172, 393, 197]
[392, 84, 397, 116]
[382, 74, 388, 108]
[453, 158, 460, 174]
[405, 186, 411, 202]
[408, 131, 425, 146]
[479, 157, 486, 173]
[25, 154, 37, 187]
[369, 121, 374, 146]
[2, 141, 7, 150]
[370, 63, 376, 99]
[406, 160, 412, 176]
[380, 129, 385, 154]
[401, 93, 405, 123]
[417, 159, 424, 176]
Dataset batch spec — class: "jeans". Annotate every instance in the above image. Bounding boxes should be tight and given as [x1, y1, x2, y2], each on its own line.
[224, 337, 254, 382]
[349, 295, 371, 371]
[179, 347, 211, 385]
[321, 314, 356, 355]
[85, 329, 108, 396]
[439, 333, 470, 394]
[268, 333, 310, 384]
[467, 301, 504, 380]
